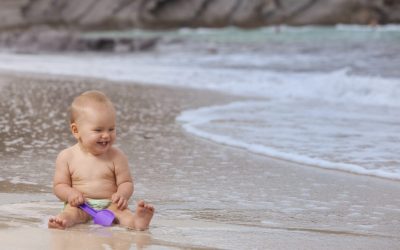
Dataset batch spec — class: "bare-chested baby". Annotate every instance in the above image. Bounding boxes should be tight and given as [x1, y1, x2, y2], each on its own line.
[48, 90, 154, 230]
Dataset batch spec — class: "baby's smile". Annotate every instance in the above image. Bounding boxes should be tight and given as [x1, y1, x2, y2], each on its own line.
[97, 141, 109, 146]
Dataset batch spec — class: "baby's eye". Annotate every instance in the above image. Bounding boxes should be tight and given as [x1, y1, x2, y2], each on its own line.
[109, 128, 115, 132]
[94, 129, 102, 132]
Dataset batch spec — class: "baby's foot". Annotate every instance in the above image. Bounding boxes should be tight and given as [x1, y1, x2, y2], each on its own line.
[48, 216, 67, 230]
[134, 200, 154, 230]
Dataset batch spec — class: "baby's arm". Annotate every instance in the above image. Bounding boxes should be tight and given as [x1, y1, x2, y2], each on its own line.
[111, 149, 133, 210]
[53, 149, 84, 207]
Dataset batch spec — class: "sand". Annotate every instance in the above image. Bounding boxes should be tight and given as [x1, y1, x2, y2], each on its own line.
[0, 71, 400, 249]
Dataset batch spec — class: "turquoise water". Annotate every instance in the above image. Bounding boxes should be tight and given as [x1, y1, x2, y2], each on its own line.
[85, 25, 400, 43]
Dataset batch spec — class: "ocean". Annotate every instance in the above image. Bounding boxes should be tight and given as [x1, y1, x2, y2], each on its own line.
[0, 25, 399, 181]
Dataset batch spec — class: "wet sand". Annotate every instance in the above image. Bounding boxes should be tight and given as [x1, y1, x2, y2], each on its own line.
[0, 71, 400, 249]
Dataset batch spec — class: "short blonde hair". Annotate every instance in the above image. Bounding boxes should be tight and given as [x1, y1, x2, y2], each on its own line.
[69, 90, 114, 124]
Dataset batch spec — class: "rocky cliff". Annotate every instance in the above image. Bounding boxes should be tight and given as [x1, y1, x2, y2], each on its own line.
[0, 0, 399, 31]
[0, 0, 399, 53]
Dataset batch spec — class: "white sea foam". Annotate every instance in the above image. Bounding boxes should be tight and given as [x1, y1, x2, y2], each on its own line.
[177, 101, 400, 180]
[0, 53, 398, 107]
[335, 24, 400, 32]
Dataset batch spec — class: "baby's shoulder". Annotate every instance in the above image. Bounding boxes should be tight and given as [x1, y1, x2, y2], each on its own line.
[57, 145, 77, 160]
[109, 147, 128, 161]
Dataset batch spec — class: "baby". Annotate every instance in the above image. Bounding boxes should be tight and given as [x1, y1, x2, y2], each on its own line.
[48, 90, 154, 230]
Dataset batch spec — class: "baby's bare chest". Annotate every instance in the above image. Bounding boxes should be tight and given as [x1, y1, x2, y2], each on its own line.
[69, 158, 115, 182]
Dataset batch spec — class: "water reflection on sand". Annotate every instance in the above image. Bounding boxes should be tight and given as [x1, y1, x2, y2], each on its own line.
[1, 73, 400, 249]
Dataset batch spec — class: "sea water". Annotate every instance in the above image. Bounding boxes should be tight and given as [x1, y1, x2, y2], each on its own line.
[0, 25, 399, 181]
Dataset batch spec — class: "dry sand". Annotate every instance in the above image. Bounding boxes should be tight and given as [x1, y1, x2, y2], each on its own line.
[0, 71, 400, 249]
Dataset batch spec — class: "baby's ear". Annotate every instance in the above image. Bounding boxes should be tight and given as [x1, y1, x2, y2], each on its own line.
[70, 123, 79, 139]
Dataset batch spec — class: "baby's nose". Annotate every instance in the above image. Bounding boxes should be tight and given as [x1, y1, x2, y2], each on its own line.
[102, 132, 111, 138]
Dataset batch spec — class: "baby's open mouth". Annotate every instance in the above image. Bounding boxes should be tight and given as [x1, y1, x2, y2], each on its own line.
[97, 141, 109, 146]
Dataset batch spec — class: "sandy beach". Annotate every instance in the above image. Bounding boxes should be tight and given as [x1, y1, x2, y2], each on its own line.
[1, 71, 400, 249]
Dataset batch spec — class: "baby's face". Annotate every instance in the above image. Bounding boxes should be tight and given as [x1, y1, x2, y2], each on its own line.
[75, 103, 116, 155]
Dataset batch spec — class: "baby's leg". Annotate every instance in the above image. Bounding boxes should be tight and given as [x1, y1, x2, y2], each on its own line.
[48, 204, 89, 229]
[109, 200, 154, 230]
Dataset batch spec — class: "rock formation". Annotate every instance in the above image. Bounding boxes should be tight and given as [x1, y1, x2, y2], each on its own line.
[0, 0, 399, 53]
[0, 0, 399, 31]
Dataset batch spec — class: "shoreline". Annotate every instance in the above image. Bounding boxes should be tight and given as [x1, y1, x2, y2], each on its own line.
[3, 69, 400, 184]
[178, 104, 400, 183]
[1, 71, 400, 249]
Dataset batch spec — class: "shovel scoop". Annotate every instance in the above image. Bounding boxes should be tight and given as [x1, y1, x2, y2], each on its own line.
[79, 202, 115, 226]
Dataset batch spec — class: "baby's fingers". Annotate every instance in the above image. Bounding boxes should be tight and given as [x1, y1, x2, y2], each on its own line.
[72, 198, 83, 206]
[77, 196, 84, 204]
[117, 199, 127, 210]
[70, 198, 79, 207]
[112, 195, 120, 204]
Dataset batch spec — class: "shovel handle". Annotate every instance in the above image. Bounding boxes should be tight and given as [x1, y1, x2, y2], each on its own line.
[79, 203, 97, 217]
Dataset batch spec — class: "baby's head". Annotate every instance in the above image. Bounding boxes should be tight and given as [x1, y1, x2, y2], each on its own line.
[69, 90, 115, 124]
[69, 90, 116, 155]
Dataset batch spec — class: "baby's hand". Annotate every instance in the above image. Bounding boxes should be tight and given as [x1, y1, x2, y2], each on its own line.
[111, 192, 128, 210]
[67, 189, 84, 207]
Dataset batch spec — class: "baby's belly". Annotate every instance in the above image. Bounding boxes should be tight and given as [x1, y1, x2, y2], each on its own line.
[72, 180, 117, 199]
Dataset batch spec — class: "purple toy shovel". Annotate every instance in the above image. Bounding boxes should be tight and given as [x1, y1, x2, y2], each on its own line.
[79, 203, 115, 226]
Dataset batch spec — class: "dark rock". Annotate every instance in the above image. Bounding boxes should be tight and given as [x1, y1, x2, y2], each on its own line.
[0, 26, 76, 53]
[0, 26, 159, 53]
[76, 36, 159, 52]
